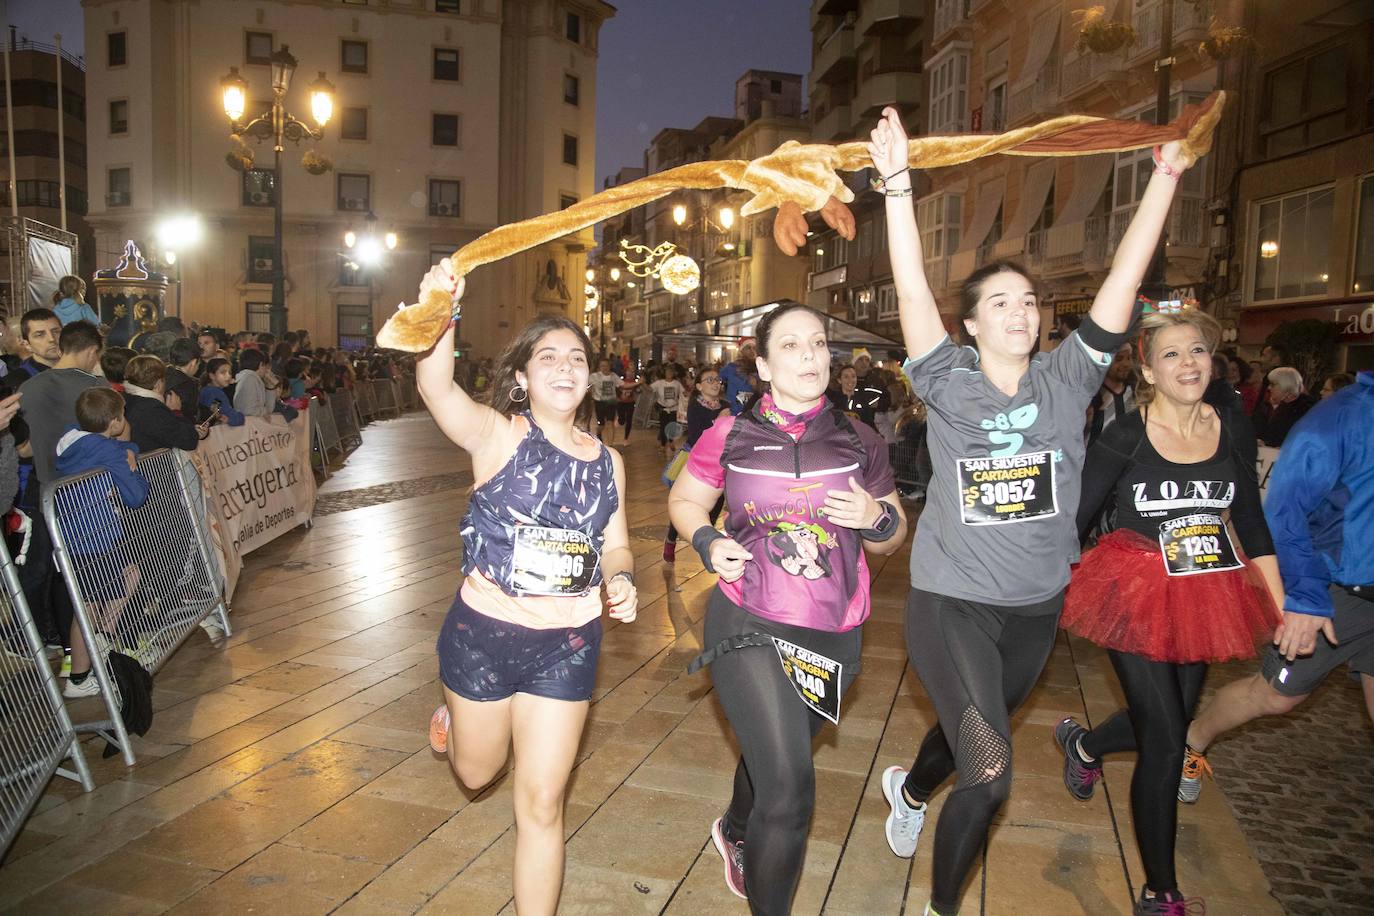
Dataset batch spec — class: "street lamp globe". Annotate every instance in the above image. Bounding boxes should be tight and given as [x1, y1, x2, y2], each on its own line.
[384, 229, 398, 251]
[270, 45, 299, 94]
[672, 204, 687, 227]
[610, 267, 620, 282]
[719, 207, 735, 230]
[308, 72, 335, 127]
[220, 66, 248, 121]
[586, 268, 596, 282]
[344, 229, 357, 248]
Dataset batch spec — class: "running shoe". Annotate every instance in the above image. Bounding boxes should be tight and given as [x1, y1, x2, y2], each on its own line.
[63, 674, 101, 699]
[663, 539, 676, 563]
[710, 816, 746, 900]
[1134, 888, 1205, 915]
[1178, 746, 1212, 804]
[881, 765, 926, 859]
[429, 704, 450, 754]
[1054, 717, 1104, 801]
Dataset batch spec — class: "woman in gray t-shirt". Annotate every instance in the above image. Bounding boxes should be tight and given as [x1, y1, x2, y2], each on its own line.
[865, 105, 1198, 916]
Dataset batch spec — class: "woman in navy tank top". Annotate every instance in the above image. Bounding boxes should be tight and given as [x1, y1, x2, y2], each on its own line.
[416, 265, 637, 916]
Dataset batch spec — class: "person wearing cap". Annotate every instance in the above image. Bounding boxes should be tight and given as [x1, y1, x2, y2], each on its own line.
[720, 337, 759, 415]
[852, 348, 892, 420]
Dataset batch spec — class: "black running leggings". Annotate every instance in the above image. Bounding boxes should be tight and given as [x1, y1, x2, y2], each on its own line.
[707, 592, 859, 916]
[901, 588, 1064, 915]
[1080, 651, 1207, 896]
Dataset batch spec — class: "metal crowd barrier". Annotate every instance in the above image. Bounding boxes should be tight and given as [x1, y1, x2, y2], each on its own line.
[0, 535, 93, 855]
[633, 388, 657, 430]
[331, 389, 363, 450]
[889, 432, 930, 495]
[308, 397, 343, 480]
[354, 380, 378, 421]
[370, 379, 401, 420]
[42, 448, 232, 766]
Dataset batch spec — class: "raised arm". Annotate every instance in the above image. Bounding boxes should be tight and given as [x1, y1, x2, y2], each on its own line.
[1088, 141, 1190, 337]
[869, 107, 946, 358]
[413, 266, 504, 459]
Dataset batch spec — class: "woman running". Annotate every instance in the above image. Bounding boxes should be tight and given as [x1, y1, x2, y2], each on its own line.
[868, 104, 1193, 916]
[1054, 308, 1282, 915]
[662, 366, 729, 563]
[418, 264, 638, 916]
[669, 302, 908, 915]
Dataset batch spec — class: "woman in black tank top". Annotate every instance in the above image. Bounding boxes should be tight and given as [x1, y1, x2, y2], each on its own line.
[1055, 310, 1285, 915]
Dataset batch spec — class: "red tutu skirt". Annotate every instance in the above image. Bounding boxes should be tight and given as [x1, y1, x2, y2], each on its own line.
[1062, 529, 1280, 663]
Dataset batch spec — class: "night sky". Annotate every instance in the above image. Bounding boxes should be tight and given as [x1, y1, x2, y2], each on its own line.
[3, 0, 813, 190]
[594, 0, 811, 187]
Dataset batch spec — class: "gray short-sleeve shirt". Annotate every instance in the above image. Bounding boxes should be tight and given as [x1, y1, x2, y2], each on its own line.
[903, 333, 1110, 608]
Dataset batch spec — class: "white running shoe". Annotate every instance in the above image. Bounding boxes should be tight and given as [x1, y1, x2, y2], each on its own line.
[63, 675, 101, 699]
[881, 765, 925, 859]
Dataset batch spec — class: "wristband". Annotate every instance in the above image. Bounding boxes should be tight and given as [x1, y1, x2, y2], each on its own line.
[692, 525, 727, 572]
[609, 570, 635, 589]
[1151, 145, 1182, 181]
[870, 167, 910, 192]
[880, 187, 914, 198]
[861, 501, 899, 542]
[1078, 313, 1133, 353]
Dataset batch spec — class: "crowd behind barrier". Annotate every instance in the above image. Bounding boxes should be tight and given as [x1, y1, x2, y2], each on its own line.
[0, 309, 428, 848]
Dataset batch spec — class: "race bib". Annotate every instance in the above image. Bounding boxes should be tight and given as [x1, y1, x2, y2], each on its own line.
[597, 379, 616, 400]
[772, 637, 842, 724]
[958, 450, 1058, 525]
[1158, 513, 1241, 577]
[510, 526, 598, 595]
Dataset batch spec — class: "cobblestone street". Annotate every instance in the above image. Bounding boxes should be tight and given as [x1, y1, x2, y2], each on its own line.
[3, 412, 1369, 913]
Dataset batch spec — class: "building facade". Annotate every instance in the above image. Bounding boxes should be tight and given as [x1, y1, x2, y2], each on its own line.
[600, 70, 814, 365]
[81, 0, 612, 353]
[0, 38, 92, 312]
[804, 0, 926, 353]
[1217, 0, 1374, 372]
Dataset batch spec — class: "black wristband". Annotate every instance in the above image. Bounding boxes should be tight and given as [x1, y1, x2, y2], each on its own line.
[692, 526, 727, 572]
[860, 501, 899, 542]
[1078, 313, 1134, 353]
[609, 570, 635, 588]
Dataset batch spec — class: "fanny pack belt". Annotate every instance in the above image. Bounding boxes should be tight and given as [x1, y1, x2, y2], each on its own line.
[686, 633, 775, 675]
[1343, 585, 1374, 604]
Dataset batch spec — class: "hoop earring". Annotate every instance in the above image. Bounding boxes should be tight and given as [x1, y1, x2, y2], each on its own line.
[509, 384, 528, 403]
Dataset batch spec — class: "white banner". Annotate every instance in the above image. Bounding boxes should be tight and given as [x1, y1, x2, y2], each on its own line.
[190, 415, 316, 596]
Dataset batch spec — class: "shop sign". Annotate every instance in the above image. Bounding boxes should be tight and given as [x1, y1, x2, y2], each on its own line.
[811, 265, 847, 291]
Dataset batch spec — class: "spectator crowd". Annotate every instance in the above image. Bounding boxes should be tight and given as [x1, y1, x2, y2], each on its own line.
[0, 275, 415, 701]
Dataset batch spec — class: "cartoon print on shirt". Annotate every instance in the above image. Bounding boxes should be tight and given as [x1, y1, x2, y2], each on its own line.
[763, 522, 835, 580]
[980, 403, 1039, 456]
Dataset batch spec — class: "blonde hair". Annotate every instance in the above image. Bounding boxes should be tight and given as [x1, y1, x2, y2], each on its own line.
[51, 275, 86, 305]
[1135, 310, 1222, 406]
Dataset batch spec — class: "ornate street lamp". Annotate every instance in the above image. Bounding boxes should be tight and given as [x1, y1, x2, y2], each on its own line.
[343, 211, 398, 346]
[221, 46, 335, 337]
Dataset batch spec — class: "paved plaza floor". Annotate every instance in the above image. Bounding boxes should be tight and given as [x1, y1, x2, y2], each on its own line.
[2, 411, 1368, 914]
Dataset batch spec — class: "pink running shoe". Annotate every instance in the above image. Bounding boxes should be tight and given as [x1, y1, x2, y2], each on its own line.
[429, 704, 450, 754]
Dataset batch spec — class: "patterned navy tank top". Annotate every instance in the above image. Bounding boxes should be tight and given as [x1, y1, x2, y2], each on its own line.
[461, 413, 618, 598]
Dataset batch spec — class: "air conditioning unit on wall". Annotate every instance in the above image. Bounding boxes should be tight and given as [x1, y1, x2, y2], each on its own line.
[253, 258, 274, 272]
[433, 203, 451, 216]
[250, 191, 270, 205]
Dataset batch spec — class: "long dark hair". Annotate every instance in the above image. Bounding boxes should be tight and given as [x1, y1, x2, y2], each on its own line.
[487, 315, 594, 429]
[958, 259, 1037, 346]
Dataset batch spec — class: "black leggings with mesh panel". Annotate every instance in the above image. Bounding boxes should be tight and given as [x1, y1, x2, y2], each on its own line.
[704, 589, 861, 916]
[901, 588, 1064, 915]
[1079, 651, 1207, 896]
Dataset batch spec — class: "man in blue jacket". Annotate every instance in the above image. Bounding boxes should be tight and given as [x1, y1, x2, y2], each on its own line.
[1179, 370, 1374, 802]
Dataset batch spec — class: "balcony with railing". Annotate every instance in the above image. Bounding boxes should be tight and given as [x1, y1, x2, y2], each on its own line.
[1061, 46, 1130, 100]
[1025, 229, 1046, 272]
[993, 235, 1025, 259]
[1108, 197, 1206, 257]
[1044, 215, 1110, 276]
[814, 19, 856, 84]
[856, 0, 925, 35]
[855, 69, 923, 116]
[1130, 1, 1208, 60]
[1009, 66, 1060, 126]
